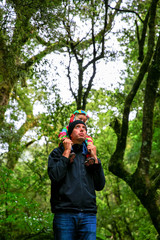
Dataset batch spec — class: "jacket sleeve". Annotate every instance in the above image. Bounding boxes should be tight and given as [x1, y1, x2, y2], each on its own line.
[48, 147, 70, 182]
[58, 125, 69, 141]
[85, 135, 94, 145]
[89, 160, 105, 191]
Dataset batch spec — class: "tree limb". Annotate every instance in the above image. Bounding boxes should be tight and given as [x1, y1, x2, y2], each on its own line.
[67, 50, 77, 103]
[136, 10, 150, 62]
[109, 0, 158, 180]
[138, 33, 160, 175]
[108, 4, 144, 23]
[82, 8, 97, 109]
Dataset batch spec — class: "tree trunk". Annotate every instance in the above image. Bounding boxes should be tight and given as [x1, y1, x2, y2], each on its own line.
[109, 1, 160, 235]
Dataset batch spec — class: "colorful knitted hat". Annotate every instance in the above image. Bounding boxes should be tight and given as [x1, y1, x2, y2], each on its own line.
[69, 110, 89, 123]
[68, 120, 87, 137]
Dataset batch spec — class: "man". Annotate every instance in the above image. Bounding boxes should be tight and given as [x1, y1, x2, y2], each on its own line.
[48, 120, 105, 240]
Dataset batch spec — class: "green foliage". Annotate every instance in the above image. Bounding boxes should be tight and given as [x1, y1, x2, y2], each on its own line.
[86, 89, 158, 239]
[2, 81, 158, 239]
[1, 0, 160, 239]
[0, 146, 53, 240]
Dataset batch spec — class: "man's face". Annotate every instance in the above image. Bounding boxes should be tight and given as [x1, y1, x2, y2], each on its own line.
[75, 114, 87, 123]
[70, 124, 87, 144]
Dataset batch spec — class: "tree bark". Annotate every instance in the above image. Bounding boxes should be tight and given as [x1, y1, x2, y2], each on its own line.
[109, 0, 160, 235]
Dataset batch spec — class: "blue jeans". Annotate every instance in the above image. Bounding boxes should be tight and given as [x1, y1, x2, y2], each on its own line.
[53, 212, 97, 240]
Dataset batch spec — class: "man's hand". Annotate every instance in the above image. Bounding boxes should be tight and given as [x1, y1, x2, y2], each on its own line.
[87, 144, 98, 164]
[62, 138, 73, 158]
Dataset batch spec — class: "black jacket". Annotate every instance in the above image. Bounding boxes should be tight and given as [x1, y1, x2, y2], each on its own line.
[48, 143, 105, 213]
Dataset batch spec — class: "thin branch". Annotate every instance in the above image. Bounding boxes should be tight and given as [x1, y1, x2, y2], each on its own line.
[107, 0, 123, 30]
[21, 42, 65, 70]
[136, 10, 150, 62]
[83, 0, 122, 72]
[83, 53, 103, 71]
[63, 10, 84, 108]
[101, 0, 109, 54]
[108, 4, 144, 23]
[83, 7, 97, 109]
[67, 50, 77, 102]
[36, 35, 52, 46]
[77, 59, 83, 109]
[25, 140, 36, 148]
[63, 18, 80, 63]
